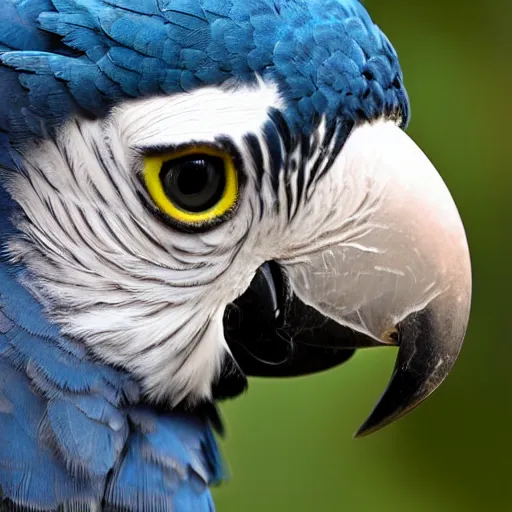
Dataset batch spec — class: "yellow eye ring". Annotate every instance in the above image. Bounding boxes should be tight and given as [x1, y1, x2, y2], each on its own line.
[143, 146, 238, 225]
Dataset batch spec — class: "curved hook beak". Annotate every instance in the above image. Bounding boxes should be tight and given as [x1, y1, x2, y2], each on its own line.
[281, 121, 472, 435]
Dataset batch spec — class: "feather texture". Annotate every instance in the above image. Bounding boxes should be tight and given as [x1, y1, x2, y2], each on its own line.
[0, 0, 410, 509]
[0, 198, 223, 509]
[0, 0, 409, 148]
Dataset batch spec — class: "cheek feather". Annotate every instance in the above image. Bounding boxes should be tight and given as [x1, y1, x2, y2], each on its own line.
[4, 81, 285, 405]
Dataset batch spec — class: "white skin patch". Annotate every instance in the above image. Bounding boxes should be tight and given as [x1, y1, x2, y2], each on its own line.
[4, 76, 471, 406]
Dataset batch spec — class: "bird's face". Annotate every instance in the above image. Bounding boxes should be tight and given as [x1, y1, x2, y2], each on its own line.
[4, 76, 471, 434]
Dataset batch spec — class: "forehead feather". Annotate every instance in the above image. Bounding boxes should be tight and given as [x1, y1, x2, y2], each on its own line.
[0, 0, 408, 149]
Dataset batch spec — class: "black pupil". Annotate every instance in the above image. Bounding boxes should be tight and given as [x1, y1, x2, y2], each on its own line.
[160, 155, 226, 213]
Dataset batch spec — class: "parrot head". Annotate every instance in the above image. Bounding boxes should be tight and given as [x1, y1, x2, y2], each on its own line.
[0, 0, 471, 437]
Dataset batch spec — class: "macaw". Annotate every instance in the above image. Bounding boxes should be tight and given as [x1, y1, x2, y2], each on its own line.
[0, 0, 472, 510]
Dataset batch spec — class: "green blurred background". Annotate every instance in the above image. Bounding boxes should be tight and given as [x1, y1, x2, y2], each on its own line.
[214, 1, 512, 510]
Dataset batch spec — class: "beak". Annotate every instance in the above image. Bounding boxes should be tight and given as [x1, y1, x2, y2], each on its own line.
[226, 120, 472, 436]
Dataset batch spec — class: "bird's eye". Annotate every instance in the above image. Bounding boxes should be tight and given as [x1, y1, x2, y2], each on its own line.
[143, 146, 238, 226]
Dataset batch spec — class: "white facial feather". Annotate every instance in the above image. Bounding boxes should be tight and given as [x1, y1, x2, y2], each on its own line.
[5, 80, 290, 405]
[116, 78, 284, 150]
[5, 77, 421, 405]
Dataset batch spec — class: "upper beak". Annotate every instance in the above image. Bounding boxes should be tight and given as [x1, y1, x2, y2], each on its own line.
[227, 120, 472, 436]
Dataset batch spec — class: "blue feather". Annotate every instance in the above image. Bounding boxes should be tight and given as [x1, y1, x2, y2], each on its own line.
[0, 186, 223, 509]
[0, 0, 409, 144]
[105, 409, 221, 511]
[0, 262, 223, 510]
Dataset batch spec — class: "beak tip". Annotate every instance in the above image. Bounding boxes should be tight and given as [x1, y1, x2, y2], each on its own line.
[353, 423, 376, 439]
[353, 410, 398, 439]
[352, 427, 370, 439]
[352, 301, 468, 437]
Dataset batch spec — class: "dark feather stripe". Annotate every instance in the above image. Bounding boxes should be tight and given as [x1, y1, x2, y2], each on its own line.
[172, 320, 212, 375]
[244, 133, 264, 194]
[248, 113, 350, 222]
[305, 121, 338, 195]
[289, 134, 310, 221]
[263, 119, 284, 201]
[88, 136, 122, 205]
[313, 120, 354, 186]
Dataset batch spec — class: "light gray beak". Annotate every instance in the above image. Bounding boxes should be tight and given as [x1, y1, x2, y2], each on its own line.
[279, 120, 472, 435]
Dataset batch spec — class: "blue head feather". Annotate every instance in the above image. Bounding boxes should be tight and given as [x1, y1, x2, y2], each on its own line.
[0, 0, 409, 145]
[0, 0, 408, 509]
